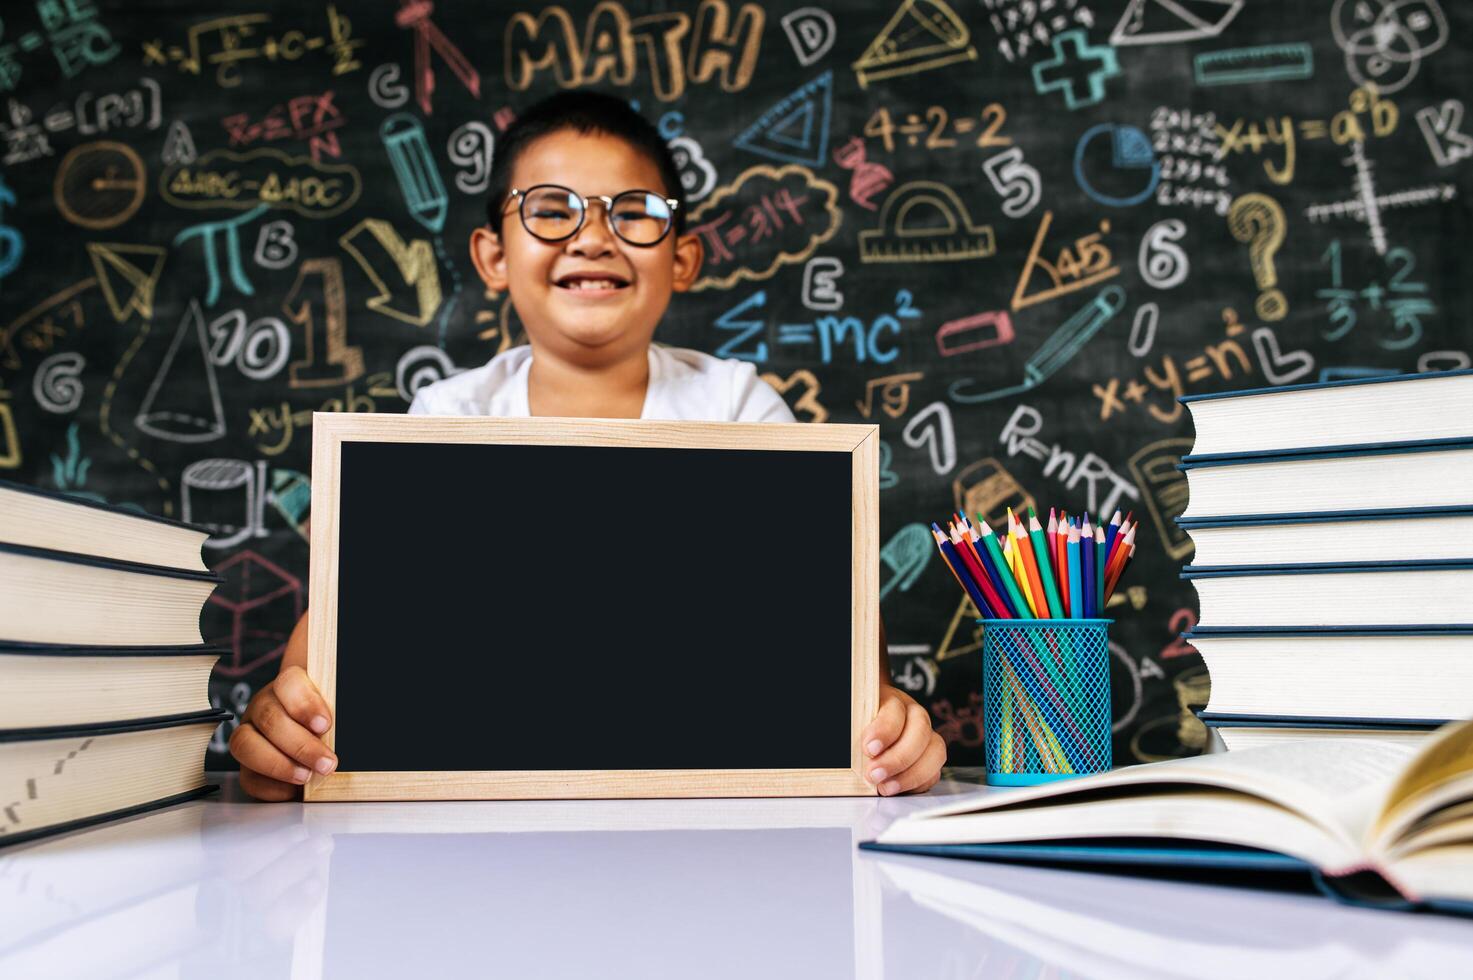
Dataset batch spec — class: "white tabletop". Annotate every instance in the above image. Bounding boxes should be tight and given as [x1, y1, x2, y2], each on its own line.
[3, 772, 1471, 978]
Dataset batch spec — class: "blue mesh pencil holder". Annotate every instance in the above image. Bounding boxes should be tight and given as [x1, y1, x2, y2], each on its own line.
[979, 619, 1112, 786]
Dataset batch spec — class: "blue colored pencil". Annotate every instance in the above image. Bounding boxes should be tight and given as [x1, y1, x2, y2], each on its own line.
[1067, 523, 1083, 620]
[1104, 510, 1120, 567]
[1081, 514, 1095, 619]
[932, 524, 994, 617]
[961, 516, 1019, 617]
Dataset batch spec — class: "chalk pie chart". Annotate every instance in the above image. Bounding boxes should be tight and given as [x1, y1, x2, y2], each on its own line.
[1073, 124, 1161, 208]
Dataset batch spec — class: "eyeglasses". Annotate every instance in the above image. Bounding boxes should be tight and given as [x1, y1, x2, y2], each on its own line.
[505, 184, 679, 247]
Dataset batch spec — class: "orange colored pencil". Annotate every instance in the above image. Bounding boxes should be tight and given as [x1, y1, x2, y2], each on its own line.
[1104, 524, 1137, 599]
[1103, 521, 1136, 584]
[1106, 543, 1137, 601]
[1012, 517, 1050, 619]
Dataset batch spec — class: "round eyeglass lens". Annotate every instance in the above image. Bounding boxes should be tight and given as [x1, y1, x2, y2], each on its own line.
[609, 191, 673, 245]
[521, 187, 584, 240]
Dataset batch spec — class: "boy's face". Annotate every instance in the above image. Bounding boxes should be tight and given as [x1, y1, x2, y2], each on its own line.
[470, 130, 703, 367]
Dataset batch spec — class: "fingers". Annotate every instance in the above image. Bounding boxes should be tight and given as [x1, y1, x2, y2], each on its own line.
[242, 681, 337, 777]
[274, 665, 333, 736]
[231, 722, 313, 791]
[861, 692, 907, 758]
[884, 733, 947, 796]
[866, 700, 937, 793]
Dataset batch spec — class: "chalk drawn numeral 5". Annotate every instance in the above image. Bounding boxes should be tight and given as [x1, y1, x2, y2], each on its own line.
[982, 147, 1040, 218]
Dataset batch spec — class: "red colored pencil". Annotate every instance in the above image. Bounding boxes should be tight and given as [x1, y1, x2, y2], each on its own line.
[1053, 511, 1068, 603]
[1055, 514, 1071, 617]
[950, 523, 1013, 618]
[1104, 524, 1137, 600]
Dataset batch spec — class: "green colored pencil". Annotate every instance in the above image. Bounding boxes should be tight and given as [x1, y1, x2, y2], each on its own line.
[975, 516, 1032, 619]
[1027, 509, 1065, 618]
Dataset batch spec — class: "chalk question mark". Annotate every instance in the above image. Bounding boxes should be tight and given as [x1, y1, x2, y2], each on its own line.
[1227, 193, 1287, 322]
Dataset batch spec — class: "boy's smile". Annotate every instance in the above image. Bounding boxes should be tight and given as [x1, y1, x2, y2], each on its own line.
[470, 130, 703, 368]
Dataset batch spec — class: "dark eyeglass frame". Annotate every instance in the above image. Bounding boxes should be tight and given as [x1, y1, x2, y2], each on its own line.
[504, 184, 681, 247]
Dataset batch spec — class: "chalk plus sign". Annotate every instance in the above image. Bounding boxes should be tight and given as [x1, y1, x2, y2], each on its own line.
[1032, 30, 1120, 111]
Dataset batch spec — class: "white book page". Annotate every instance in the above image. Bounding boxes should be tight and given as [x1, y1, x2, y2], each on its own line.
[895, 739, 1420, 848]
[879, 791, 1359, 870]
[1388, 844, 1473, 906]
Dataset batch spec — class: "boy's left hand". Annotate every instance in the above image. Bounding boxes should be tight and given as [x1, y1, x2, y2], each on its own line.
[862, 685, 947, 795]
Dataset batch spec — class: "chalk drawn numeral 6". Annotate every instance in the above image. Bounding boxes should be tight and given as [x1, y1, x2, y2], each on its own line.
[982, 147, 1041, 218]
[1139, 218, 1189, 290]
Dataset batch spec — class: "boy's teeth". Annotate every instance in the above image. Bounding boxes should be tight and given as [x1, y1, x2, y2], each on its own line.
[566, 279, 619, 290]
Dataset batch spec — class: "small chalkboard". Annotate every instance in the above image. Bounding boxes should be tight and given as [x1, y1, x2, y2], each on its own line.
[304, 414, 879, 800]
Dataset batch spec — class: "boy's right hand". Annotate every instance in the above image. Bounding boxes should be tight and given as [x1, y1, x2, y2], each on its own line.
[230, 663, 338, 801]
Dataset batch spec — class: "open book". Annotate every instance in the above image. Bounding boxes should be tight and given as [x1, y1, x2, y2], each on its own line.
[864, 720, 1473, 915]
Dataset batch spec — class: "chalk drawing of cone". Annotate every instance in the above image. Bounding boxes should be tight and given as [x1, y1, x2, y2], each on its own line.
[135, 299, 226, 443]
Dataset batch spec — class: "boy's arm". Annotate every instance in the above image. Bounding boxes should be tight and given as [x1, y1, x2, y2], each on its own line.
[230, 612, 338, 801]
[861, 614, 946, 795]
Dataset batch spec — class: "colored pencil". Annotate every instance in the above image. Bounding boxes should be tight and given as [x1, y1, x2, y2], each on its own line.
[964, 519, 1018, 617]
[1050, 511, 1068, 617]
[955, 515, 1000, 598]
[1009, 510, 1044, 616]
[1064, 514, 1076, 603]
[950, 523, 1011, 619]
[932, 524, 993, 616]
[1104, 510, 1121, 567]
[1009, 532, 1041, 618]
[1027, 510, 1065, 618]
[977, 517, 1032, 619]
[1094, 524, 1107, 615]
[1081, 514, 1095, 619]
[1108, 543, 1137, 601]
[1104, 524, 1138, 601]
[1067, 524, 1083, 621]
[1011, 513, 1049, 619]
[1002, 534, 1031, 616]
[931, 523, 971, 595]
[1103, 520, 1133, 585]
[1048, 509, 1067, 611]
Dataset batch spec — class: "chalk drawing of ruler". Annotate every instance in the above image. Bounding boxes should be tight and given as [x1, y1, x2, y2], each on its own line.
[948, 285, 1125, 404]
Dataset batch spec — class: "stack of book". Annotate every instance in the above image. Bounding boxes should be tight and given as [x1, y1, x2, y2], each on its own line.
[1175, 370, 1473, 750]
[0, 480, 229, 847]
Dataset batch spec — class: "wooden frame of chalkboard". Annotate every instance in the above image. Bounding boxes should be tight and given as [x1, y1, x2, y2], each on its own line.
[304, 413, 880, 800]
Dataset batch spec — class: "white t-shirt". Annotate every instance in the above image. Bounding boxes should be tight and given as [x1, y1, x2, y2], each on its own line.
[407, 344, 797, 422]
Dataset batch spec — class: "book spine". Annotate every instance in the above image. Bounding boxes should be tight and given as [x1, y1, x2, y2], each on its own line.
[1311, 863, 1418, 911]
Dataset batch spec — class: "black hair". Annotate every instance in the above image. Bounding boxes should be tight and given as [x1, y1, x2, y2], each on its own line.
[485, 91, 685, 236]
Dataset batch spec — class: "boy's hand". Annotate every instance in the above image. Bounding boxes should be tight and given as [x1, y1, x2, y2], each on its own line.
[862, 684, 947, 796]
[230, 664, 337, 801]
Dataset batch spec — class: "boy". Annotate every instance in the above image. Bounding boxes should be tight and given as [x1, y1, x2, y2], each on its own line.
[231, 92, 946, 801]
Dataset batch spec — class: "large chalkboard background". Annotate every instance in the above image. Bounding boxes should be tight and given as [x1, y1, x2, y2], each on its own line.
[1, 1, 1469, 769]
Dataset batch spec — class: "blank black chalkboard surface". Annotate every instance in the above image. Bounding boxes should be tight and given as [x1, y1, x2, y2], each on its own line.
[304, 414, 879, 799]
